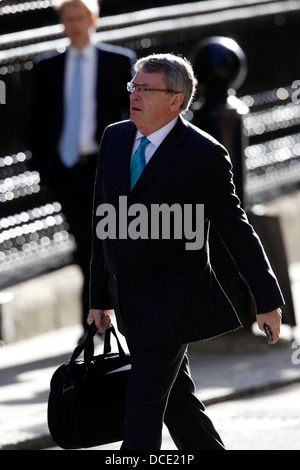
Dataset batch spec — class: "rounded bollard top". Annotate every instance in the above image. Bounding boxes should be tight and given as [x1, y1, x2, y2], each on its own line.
[192, 36, 247, 95]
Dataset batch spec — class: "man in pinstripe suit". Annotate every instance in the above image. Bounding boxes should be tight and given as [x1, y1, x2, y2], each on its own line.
[88, 54, 284, 450]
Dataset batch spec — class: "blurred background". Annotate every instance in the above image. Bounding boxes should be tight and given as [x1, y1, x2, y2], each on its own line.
[1, 0, 300, 343]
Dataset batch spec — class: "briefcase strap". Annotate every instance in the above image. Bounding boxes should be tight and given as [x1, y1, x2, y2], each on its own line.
[70, 323, 127, 367]
[103, 325, 124, 355]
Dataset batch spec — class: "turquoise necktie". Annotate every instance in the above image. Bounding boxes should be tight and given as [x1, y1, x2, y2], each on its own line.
[60, 53, 83, 168]
[130, 136, 150, 190]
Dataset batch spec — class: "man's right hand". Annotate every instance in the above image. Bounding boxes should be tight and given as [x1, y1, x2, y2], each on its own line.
[87, 309, 112, 333]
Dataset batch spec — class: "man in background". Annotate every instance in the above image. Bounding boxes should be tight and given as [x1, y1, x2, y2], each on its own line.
[29, 0, 136, 342]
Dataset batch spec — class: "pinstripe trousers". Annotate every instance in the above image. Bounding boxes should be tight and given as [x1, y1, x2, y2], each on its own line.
[120, 344, 225, 450]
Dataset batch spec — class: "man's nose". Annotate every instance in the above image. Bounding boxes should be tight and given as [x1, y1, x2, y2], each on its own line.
[130, 88, 141, 100]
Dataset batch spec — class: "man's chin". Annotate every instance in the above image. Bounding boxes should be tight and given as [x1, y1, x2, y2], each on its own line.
[129, 112, 139, 123]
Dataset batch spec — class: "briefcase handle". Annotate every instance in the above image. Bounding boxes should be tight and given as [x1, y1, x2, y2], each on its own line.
[70, 323, 128, 368]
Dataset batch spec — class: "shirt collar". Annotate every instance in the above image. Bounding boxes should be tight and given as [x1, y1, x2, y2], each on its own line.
[68, 42, 95, 61]
[135, 117, 178, 147]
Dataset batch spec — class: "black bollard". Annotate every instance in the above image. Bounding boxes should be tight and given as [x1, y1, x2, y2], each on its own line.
[191, 37, 255, 328]
[191, 36, 248, 205]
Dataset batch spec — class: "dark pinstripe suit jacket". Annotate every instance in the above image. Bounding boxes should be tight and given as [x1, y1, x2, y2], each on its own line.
[90, 116, 284, 349]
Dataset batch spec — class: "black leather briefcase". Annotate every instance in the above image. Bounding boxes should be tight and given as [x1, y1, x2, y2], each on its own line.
[47, 324, 131, 449]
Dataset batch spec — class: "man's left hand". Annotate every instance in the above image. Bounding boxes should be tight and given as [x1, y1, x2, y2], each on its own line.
[256, 308, 282, 344]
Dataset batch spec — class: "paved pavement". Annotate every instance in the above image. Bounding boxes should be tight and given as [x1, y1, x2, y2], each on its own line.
[1, 319, 300, 451]
[207, 382, 300, 450]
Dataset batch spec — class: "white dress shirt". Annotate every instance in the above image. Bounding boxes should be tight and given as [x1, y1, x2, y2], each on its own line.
[64, 43, 98, 155]
[131, 117, 178, 165]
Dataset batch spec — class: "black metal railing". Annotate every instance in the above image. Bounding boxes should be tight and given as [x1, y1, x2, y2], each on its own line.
[0, 151, 75, 289]
[241, 85, 300, 203]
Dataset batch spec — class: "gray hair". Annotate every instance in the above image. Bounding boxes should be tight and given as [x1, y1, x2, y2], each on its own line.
[133, 53, 198, 112]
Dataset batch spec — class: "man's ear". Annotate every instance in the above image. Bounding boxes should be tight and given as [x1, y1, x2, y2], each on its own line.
[170, 93, 184, 112]
[91, 15, 98, 29]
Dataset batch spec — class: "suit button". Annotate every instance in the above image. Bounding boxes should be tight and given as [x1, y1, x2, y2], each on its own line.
[113, 274, 117, 280]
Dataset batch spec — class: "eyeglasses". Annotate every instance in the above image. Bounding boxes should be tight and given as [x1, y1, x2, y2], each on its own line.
[127, 82, 180, 95]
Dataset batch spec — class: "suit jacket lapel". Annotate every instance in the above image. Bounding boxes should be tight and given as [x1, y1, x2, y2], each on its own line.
[116, 122, 136, 196]
[51, 52, 65, 135]
[95, 47, 102, 100]
[129, 116, 187, 197]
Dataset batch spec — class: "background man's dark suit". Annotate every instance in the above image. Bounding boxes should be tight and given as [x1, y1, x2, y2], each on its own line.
[90, 116, 284, 349]
[29, 43, 136, 333]
[30, 43, 136, 183]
